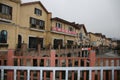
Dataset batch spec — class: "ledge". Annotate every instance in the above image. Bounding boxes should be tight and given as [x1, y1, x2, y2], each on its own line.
[51, 31, 77, 37]
[0, 43, 9, 48]
[30, 28, 45, 32]
[0, 18, 12, 23]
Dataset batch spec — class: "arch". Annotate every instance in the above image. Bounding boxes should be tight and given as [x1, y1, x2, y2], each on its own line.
[18, 34, 22, 48]
[0, 30, 7, 43]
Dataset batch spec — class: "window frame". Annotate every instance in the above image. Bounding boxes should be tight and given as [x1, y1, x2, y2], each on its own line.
[0, 30, 8, 43]
[68, 26, 74, 32]
[0, 3, 12, 16]
[29, 37, 44, 49]
[34, 8, 42, 16]
[30, 17, 45, 30]
[56, 22, 62, 29]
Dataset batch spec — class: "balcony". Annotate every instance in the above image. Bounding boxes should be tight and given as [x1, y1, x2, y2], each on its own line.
[0, 13, 12, 20]
[30, 24, 45, 32]
[51, 27, 77, 36]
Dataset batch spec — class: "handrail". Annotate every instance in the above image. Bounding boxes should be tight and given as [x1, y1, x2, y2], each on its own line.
[0, 66, 120, 80]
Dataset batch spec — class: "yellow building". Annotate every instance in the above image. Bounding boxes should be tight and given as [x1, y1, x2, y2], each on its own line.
[105, 38, 112, 47]
[0, 0, 51, 50]
[0, 0, 21, 50]
[88, 32, 97, 47]
[19, 1, 51, 49]
[112, 40, 117, 49]
[0, 0, 113, 51]
[75, 24, 90, 46]
[88, 32, 104, 47]
[50, 17, 77, 49]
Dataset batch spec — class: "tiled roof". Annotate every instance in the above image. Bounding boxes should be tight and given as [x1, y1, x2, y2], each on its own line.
[52, 17, 88, 35]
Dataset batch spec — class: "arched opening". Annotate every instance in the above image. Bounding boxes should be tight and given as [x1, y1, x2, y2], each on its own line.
[0, 30, 7, 43]
[18, 35, 22, 48]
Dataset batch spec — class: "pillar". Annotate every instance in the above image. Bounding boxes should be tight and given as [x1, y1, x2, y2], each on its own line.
[50, 50, 56, 80]
[89, 50, 96, 80]
[7, 49, 14, 80]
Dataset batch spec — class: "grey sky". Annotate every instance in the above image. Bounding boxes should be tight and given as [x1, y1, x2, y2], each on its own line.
[22, 0, 120, 39]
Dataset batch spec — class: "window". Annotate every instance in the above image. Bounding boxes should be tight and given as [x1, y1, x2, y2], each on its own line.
[29, 37, 43, 49]
[30, 17, 36, 24]
[79, 33, 83, 40]
[39, 20, 45, 29]
[30, 17, 45, 29]
[0, 30, 7, 43]
[35, 8, 42, 16]
[30, 17, 37, 28]
[17, 35, 22, 48]
[67, 40, 73, 48]
[56, 22, 62, 28]
[0, 3, 12, 19]
[68, 26, 73, 32]
[53, 39, 63, 49]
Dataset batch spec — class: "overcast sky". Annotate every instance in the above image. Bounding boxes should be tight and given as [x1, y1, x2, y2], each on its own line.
[22, 0, 120, 39]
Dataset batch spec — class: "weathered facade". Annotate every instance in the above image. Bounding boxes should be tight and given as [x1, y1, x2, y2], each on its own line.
[51, 17, 78, 49]
[0, 0, 21, 50]
[0, 0, 116, 51]
[0, 0, 52, 50]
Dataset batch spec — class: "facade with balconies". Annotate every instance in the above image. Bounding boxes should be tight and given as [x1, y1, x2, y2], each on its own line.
[0, 0, 21, 50]
[0, 0, 116, 52]
[50, 17, 77, 49]
[19, 1, 52, 49]
[0, 0, 52, 50]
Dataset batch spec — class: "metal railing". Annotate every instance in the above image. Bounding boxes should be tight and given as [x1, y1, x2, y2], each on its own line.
[0, 66, 120, 80]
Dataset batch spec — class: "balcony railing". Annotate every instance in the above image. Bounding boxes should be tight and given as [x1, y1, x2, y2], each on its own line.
[0, 13, 12, 20]
[0, 66, 120, 80]
[51, 27, 77, 36]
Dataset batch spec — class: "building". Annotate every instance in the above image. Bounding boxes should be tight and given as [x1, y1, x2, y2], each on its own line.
[0, 0, 115, 51]
[19, 1, 52, 49]
[112, 40, 117, 49]
[50, 17, 77, 49]
[0, 0, 21, 50]
[75, 24, 90, 47]
[0, 0, 52, 50]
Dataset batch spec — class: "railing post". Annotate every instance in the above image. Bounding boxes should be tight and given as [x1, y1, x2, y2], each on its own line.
[78, 70, 80, 80]
[109, 59, 111, 80]
[66, 70, 68, 80]
[40, 70, 43, 80]
[114, 59, 117, 80]
[27, 70, 30, 80]
[7, 49, 14, 80]
[103, 59, 106, 80]
[1, 69, 4, 80]
[100, 69, 103, 80]
[112, 68, 114, 80]
[59, 58, 62, 80]
[72, 58, 75, 80]
[14, 69, 17, 80]
[50, 50, 56, 80]
[89, 50, 96, 80]
[84, 59, 87, 80]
